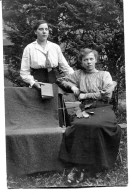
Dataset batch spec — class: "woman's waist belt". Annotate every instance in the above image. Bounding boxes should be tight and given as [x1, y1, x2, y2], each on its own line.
[30, 68, 57, 83]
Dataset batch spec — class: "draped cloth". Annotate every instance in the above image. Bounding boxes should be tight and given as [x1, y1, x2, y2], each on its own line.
[59, 104, 121, 170]
[5, 87, 65, 176]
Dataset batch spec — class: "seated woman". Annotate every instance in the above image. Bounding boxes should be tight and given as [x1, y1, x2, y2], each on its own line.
[20, 19, 74, 127]
[59, 48, 121, 184]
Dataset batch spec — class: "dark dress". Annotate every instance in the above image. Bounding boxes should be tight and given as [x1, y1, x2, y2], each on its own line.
[59, 70, 121, 171]
[59, 103, 121, 170]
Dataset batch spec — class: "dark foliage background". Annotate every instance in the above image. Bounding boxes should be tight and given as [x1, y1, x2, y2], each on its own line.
[2, 0, 127, 187]
[3, 0, 125, 95]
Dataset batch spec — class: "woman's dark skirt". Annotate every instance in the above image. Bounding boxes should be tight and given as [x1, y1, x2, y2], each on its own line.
[59, 104, 121, 170]
[31, 68, 70, 127]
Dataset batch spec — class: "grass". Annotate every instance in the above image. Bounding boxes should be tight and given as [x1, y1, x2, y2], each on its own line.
[7, 99, 128, 189]
[7, 127, 128, 188]
[7, 129, 127, 188]
[4, 80, 127, 188]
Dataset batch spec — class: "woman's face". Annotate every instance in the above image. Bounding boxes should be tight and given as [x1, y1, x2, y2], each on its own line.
[81, 52, 97, 72]
[35, 23, 49, 42]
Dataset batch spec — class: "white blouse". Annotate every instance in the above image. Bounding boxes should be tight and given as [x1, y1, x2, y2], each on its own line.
[20, 40, 74, 86]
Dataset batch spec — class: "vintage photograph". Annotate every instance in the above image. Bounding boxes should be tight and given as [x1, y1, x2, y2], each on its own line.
[2, 0, 127, 189]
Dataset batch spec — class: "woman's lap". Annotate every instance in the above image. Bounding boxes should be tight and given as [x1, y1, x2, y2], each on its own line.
[72, 105, 116, 126]
[59, 105, 121, 169]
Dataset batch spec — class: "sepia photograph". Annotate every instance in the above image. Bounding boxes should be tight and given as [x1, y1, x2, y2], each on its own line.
[1, 0, 129, 190]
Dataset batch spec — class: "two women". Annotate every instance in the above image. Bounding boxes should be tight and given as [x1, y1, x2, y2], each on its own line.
[59, 48, 121, 184]
[20, 21, 121, 184]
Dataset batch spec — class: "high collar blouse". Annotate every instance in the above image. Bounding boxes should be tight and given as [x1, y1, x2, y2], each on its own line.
[61, 69, 114, 100]
[20, 40, 74, 86]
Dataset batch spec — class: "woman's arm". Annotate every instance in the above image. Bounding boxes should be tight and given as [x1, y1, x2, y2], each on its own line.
[57, 70, 80, 95]
[101, 71, 114, 100]
[20, 46, 36, 87]
[78, 92, 101, 100]
[57, 46, 74, 75]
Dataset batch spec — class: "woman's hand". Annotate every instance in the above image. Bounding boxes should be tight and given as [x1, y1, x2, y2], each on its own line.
[100, 89, 112, 100]
[71, 86, 80, 96]
[78, 93, 86, 100]
[33, 82, 41, 90]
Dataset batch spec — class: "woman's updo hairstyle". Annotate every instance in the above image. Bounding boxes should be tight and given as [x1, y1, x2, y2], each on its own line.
[78, 48, 99, 63]
[33, 20, 49, 31]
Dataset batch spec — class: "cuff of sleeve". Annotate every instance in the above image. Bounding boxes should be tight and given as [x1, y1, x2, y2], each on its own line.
[85, 92, 101, 99]
[84, 93, 90, 99]
[30, 80, 35, 88]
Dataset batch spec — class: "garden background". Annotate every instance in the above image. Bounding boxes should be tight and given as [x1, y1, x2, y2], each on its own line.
[2, 0, 127, 188]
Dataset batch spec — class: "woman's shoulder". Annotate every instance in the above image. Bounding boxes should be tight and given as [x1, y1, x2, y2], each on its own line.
[47, 41, 60, 49]
[24, 41, 36, 50]
[98, 71, 112, 82]
[98, 70, 111, 76]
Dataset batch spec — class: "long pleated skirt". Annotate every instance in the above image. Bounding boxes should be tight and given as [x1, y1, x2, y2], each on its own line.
[59, 104, 121, 170]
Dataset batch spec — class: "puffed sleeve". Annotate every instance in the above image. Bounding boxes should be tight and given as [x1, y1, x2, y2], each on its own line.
[20, 46, 35, 86]
[57, 46, 74, 75]
[102, 71, 114, 99]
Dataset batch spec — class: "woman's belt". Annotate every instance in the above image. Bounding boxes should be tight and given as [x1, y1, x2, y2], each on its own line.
[30, 68, 57, 83]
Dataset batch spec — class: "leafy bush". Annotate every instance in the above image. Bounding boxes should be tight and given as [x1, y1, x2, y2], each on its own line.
[3, 0, 125, 95]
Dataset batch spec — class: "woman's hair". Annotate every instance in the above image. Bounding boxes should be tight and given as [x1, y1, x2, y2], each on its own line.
[33, 20, 49, 31]
[78, 48, 99, 63]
